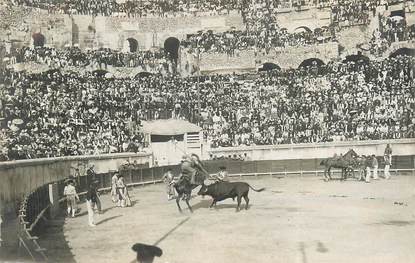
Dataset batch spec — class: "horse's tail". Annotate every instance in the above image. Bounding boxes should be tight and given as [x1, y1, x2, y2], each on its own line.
[248, 184, 265, 192]
[320, 159, 326, 166]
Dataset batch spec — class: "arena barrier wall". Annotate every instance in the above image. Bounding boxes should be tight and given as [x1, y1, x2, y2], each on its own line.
[204, 156, 415, 176]
[0, 152, 152, 217]
[207, 138, 415, 162]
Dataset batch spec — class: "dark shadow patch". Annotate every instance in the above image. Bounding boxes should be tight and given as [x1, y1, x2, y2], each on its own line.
[213, 204, 239, 210]
[130, 200, 139, 206]
[299, 242, 307, 263]
[75, 211, 88, 217]
[363, 197, 376, 200]
[272, 191, 284, 194]
[393, 202, 408, 206]
[96, 215, 123, 226]
[262, 206, 300, 212]
[329, 195, 348, 198]
[36, 213, 77, 263]
[189, 199, 212, 211]
[381, 220, 415, 226]
[191, 199, 242, 211]
[316, 241, 328, 253]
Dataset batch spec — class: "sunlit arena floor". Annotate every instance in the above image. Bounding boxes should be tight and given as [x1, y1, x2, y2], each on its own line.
[41, 175, 415, 263]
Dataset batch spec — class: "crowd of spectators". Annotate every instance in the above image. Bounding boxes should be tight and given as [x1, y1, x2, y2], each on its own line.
[369, 17, 415, 57]
[206, 56, 414, 147]
[181, 26, 334, 56]
[330, 0, 377, 27]
[0, 54, 414, 161]
[7, 0, 239, 17]
[4, 0, 403, 30]
[9, 46, 171, 73]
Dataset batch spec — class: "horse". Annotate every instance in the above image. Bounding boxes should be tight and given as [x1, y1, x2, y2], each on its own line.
[320, 149, 358, 181]
[173, 154, 208, 213]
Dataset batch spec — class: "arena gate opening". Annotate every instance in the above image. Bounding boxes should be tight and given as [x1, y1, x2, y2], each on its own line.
[32, 33, 45, 47]
[164, 37, 180, 64]
[127, 38, 139, 53]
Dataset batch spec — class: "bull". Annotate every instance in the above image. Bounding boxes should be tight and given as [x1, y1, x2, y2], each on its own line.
[197, 181, 265, 212]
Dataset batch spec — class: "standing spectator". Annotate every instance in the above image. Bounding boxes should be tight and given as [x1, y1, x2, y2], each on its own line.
[117, 174, 131, 207]
[371, 155, 378, 180]
[92, 180, 102, 214]
[86, 165, 97, 185]
[365, 157, 373, 183]
[384, 144, 392, 162]
[111, 172, 119, 203]
[0, 213, 3, 245]
[86, 182, 99, 227]
[384, 152, 392, 179]
[162, 168, 176, 200]
[63, 180, 79, 218]
[384, 144, 392, 179]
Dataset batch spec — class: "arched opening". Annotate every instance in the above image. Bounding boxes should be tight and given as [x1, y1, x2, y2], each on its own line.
[342, 52, 370, 64]
[298, 58, 325, 68]
[32, 33, 45, 47]
[259, 62, 281, 72]
[127, 38, 139, 53]
[390, 9, 405, 18]
[135, 71, 154, 79]
[294, 26, 312, 34]
[389, 48, 415, 58]
[164, 37, 180, 63]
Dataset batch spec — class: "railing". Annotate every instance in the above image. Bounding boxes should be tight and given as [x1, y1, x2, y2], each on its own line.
[18, 194, 48, 262]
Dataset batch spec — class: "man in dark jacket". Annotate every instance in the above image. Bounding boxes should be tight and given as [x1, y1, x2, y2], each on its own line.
[86, 181, 99, 227]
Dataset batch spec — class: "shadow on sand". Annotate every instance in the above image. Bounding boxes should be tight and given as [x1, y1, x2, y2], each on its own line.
[191, 199, 251, 211]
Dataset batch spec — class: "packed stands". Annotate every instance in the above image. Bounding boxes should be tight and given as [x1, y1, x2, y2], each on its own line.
[0, 53, 414, 161]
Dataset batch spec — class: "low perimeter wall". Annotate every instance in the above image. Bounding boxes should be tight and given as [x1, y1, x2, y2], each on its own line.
[208, 139, 415, 161]
[0, 152, 152, 216]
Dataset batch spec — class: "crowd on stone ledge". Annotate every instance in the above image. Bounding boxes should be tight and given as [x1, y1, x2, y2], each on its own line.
[7, 46, 172, 73]
[0, 54, 414, 161]
[181, 26, 334, 56]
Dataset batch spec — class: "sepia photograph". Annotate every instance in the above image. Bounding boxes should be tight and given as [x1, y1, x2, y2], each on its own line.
[0, 0, 414, 262]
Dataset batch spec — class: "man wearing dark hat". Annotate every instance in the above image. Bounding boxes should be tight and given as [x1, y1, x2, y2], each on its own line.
[131, 243, 162, 263]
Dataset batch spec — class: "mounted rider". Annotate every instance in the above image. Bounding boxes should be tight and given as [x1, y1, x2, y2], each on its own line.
[180, 153, 208, 185]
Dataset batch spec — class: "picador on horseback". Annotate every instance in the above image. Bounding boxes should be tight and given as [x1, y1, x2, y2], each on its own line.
[174, 153, 209, 213]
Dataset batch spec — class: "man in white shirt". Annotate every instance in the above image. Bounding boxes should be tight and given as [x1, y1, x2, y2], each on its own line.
[63, 180, 79, 218]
